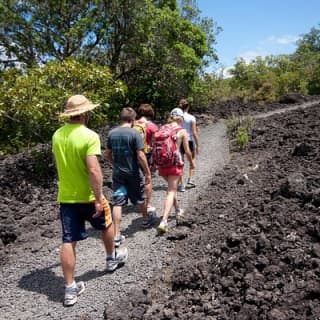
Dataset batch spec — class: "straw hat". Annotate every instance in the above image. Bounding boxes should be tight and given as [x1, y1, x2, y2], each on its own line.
[59, 95, 99, 117]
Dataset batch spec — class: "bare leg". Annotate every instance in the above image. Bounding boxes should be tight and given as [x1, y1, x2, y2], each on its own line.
[112, 206, 122, 238]
[188, 150, 196, 180]
[139, 201, 148, 219]
[60, 242, 77, 286]
[162, 175, 180, 221]
[101, 224, 115, 255]
[173, 190, 178, 211]
[144, 182, 152, 209]
[179, 175, 185, 187]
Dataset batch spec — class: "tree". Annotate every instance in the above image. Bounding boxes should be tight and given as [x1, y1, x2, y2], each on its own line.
[296, 24, 320, 53]
[0, 0, 220, 109]
[105, 0, 220, 109]
[0, 0, 112, 68]
[294, 25, 320, 94]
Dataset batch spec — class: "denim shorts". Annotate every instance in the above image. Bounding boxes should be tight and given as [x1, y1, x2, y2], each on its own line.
[112, 174, 145, 207]
[60, 201, 112, 243]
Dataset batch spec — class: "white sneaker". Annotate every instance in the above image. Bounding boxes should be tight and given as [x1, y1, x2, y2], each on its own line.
[187, 178, 196, 187]
[157, 220, 168, 233]
[114, 234, 126, 248]
[176, 208, 185, 218]
[106, 247, 128, 272]
[64, 281, 85, 307]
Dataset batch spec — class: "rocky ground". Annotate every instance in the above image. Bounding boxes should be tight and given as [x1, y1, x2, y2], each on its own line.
[0, 95, 320, 319]
[106, 99, 320, 320]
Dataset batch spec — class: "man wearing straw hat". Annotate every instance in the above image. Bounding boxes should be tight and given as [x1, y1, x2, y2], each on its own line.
[52, 94, 128, 307]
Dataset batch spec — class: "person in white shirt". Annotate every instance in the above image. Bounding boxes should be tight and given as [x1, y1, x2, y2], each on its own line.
[177, 99, 199, 191]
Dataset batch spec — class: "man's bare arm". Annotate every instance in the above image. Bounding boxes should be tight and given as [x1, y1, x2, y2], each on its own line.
[137, 150, 151, 185]
[191, 121, 199, 154]
[86, 155, 104, 216]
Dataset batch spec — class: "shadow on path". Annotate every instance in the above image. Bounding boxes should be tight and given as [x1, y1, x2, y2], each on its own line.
[18, 262, 108, 303]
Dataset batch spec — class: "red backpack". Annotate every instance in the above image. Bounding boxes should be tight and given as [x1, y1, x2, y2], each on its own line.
[152, 124, 184, 167]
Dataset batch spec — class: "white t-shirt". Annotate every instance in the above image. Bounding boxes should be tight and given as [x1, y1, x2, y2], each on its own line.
[182, 112, 196, 142]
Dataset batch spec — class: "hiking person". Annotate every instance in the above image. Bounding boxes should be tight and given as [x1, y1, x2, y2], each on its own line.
[152, 107, 195, 233]
[177, 99, 199, 192]
[52, 95, 128, 307]
[134, 103, 159, 216]
[105, 107, 153, 246]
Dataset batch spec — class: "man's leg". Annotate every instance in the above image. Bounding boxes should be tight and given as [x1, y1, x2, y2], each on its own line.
[60, 242, 77, 286]
[189, 149, 196, 178]
[104, 222, 128, 272]
[101, 224, 115, 256]
[178, 147, 186, 191]
[112, 205, 122, 238]
[144, 182, 152, 210]
[139, 201, 148, 219]
[99, 202, 128, 272]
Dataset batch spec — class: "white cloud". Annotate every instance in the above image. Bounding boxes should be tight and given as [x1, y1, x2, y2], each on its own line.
[237, 50, 268, 63]
[264, 35, 301, 45]
[236, 34, 301, 64]
[214, 66, 233, 78]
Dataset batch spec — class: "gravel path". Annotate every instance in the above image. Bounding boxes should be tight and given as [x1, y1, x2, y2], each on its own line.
[0, 122, 229, 320]
[253, 99, 320, 119]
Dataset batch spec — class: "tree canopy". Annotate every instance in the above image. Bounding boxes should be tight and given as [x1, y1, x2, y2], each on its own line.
[0, 0, 220, 109]
[0, 0, 221, 154]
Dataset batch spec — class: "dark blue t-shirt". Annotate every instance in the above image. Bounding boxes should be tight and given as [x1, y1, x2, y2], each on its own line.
[107, 126, 144, 177]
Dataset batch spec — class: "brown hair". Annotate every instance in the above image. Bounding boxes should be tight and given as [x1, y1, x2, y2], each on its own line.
[137, 103, 155, 119]
[178, 99, 189, 111]
[120, 107, 136, 123]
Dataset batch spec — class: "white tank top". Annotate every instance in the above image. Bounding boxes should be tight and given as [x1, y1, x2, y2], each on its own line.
[182, 112, 196, 141]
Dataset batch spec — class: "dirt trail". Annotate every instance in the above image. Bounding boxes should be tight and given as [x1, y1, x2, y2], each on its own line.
[252, 100, 320, 119]
[0, 122, 229, 320]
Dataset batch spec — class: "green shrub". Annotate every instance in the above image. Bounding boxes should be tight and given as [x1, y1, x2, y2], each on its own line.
[225, 115, 255, 139]
[225, 116, 254, 151]
[236, 126, 249, 150]
[225, 116, 242, 138]
[0, 58, 127, 155]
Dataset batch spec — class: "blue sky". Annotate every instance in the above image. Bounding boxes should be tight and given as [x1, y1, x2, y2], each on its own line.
[197, 0, 320, 71]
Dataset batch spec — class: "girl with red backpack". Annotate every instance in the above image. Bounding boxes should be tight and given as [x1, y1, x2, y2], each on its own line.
[152, 108, 195, 233]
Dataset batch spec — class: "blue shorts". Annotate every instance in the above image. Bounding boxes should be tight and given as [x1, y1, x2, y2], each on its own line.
[60, 202, 112, 243]
[113, 174, 145, 207]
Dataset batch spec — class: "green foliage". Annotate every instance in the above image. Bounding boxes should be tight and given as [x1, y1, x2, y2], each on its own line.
[193, 72, 239, 109]
[225, 116, 255, 139]
[297, 24, 320, 53]
[0, 0, 113, 68]
[225, 116, 253, 151]
[30, 148, 55, 180]
[236, 126, 249, 151]
[0, 59, 126, 154]
[0, 0, 220, 112]
[114, 1, 220, 110]
[195, 23, 320, 107]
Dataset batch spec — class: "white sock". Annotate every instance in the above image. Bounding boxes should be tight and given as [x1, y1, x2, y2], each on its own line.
[66, 281, 76, 288]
